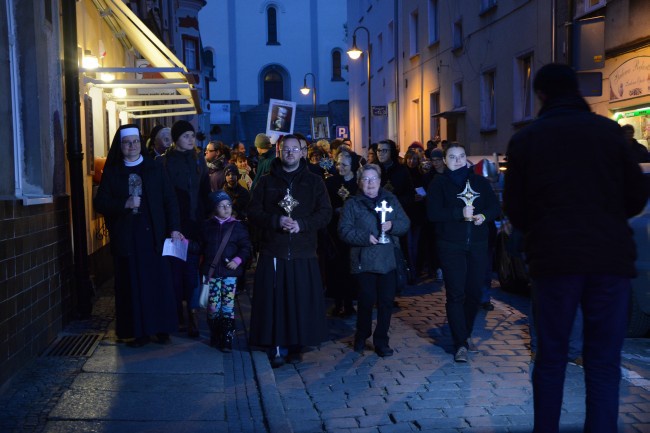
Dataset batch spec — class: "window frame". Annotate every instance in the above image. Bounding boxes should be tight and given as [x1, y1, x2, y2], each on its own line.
[182, 35, 200, 70]
[513, 53, 534, 123]
[266, 5, 279, 45]
[409, 9, 419, 58]
[480, 69, 497, 132]
[332, 49, 343, 81]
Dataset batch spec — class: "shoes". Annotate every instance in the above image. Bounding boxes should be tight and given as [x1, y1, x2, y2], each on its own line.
[270, 354, 285, 369]
[374, 346, 394, 357]
[482, 301, 495, 311]
[569, 356, 583, 367]
[220, 318, 235, 353]
[454, 346, 469, 363]
[127, 337, 149, 348]
[154, 333, 171, 345]
[466, 338, 479, 353]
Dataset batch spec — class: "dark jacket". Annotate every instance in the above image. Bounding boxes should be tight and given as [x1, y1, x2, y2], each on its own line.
[503, 95, 647, 278]
[380, 161, 415, 210]
[94, 158, 180, 256]
[426, 168, 500, 245]
[158, 148, 210, 241]
[248, 158, 332, 259]
[338, 189, 410, 274]
[224, 182, 251, 220]
[251, 147, 276, 190]
[200, 218, 251, 278]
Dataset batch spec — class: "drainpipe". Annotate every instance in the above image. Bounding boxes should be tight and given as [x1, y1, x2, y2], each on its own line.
[62, 0, 93, 317]
[394, 0, 400, 148]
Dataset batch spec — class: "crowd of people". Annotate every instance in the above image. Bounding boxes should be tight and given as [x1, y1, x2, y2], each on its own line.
[94, 63, 649, 433]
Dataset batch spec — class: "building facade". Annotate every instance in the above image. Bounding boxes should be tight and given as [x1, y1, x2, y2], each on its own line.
[199, 0, 349, 146]
[0, 0, 204, 387]
[347, 0, 650, 158]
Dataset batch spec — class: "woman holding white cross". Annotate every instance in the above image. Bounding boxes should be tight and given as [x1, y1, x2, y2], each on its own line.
[338, 163, 410, 357]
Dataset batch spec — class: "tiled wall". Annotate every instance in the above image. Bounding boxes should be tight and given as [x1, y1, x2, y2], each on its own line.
[0, 197, 74, 386]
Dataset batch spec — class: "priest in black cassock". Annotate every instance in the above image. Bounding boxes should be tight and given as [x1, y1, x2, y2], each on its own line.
[248, 134, 332, 368]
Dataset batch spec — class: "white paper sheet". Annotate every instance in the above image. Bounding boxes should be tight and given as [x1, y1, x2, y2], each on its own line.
[162, 238, 188, 261]
[415, 187, 426, 196]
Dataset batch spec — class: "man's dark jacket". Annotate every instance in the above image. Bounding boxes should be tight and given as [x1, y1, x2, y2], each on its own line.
[248, 158, 332, 259]
[503, 95, 647, 278]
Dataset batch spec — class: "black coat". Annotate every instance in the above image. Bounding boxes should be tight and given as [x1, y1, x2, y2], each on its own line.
[503, 95, 647, 278]
[248, 158, 332, 259]
[94, 158, 180, 256]
[380, 161, 415, 210]
[158, 148, 210, 241]
[426, 168, 500, 245]
[200, 218, 251, 278]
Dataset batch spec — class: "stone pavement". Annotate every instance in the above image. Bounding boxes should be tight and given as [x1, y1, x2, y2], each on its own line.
[0, 275, 648, 433]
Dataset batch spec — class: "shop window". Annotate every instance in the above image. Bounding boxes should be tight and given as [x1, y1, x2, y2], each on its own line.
[182, 35, 199, 70]
[267, 6, 279, 45]
[481, 69, 496, 131]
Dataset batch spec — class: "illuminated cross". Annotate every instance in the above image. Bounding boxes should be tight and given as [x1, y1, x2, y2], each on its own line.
[374, 200, 393, 223]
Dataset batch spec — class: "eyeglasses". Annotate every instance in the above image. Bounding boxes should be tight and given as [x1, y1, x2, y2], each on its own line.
[216, 203, 232, 209]
[360, 177, 379, 183]
[376, 149, 390, 154]
[282, 147, 302, 154]
[121, 139, 140, 147]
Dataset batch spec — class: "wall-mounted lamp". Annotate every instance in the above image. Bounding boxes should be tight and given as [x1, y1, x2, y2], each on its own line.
[347, 26, 371, 147]
[82, 50, 99, 70]
[112, 87, 127, 98]
[346, 35, 363, 60]
[99, 72, 115, 82]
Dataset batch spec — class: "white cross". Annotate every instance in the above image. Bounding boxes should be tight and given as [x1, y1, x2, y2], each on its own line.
[374, 200, 393, 223]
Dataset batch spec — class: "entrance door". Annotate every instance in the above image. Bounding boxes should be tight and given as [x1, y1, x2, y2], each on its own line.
[264, 71, 283, 102]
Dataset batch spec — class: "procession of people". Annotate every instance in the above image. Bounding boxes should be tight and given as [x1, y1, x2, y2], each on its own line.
[93, 64, 647, 433]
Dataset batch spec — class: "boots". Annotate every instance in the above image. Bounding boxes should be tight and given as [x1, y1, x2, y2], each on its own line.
[220, 318, 235, 353]
[187, 307, 200, 338]
[207, 317, 221, 348]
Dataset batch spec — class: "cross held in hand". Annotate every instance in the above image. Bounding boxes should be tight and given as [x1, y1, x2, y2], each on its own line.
[375, 200, 393, 223]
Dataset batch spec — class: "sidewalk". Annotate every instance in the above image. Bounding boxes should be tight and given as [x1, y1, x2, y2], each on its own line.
[0, 275, 648, 433]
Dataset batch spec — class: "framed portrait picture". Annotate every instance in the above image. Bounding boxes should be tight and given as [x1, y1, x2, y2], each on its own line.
[311, 116, 330, 140]
[266, 99, 296, 136]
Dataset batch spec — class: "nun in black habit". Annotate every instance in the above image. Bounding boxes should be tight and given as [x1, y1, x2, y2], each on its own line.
[94, 124, 183, 346]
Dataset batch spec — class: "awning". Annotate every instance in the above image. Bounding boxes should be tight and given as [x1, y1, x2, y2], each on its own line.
[432, 107, 467, 118]
[82, 0, 200, 119]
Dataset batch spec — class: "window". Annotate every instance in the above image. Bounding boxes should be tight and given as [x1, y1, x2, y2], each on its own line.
[332, 50, 343, 81]
[377, 33, 383, 71]
[453, 81, 463, 108]
[387, 21, 394, 62]
[388, 101, 397, 143]
[513, 54, 533, 121]
[412, 98, 421, 142]
[480, 0, 497, 14]
[409, 10, 419, 57]
[453, 18, 463, 51]
[427, 0, 438, 44]
[267, 6, 279, 45]
[580, 0, 606, 15]
[481, 70, 496, 130]
[430, 92, 440, 142]
[182, 36, 199, 70]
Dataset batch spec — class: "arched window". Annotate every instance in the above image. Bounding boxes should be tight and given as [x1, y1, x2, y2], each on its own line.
[267, 6, 279, 45]
[332, 50, 343, 81]
[263, 70, 283, 102]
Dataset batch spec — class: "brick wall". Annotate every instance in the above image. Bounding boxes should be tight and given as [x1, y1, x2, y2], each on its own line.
[0, 197, 74, 386]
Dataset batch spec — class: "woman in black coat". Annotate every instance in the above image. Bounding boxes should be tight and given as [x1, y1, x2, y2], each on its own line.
[339, 164, 410, 357]
[426, 143, 499, 363]
[94, 124, 183, 347]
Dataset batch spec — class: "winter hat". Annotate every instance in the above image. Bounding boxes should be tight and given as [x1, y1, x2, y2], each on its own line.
[430, 149, 443, 159]
[224, 164, 240, 178]
[149, 125, 164, 143]
[254, 133, 271, 149]
[171, 120, 195, 143]
[208, 190, 232, 209]
[533, 63, 580, 99]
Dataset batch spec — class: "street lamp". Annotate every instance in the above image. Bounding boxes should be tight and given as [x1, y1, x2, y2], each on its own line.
[300, 72, 317, 119]
[347, 26, 371, 148]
